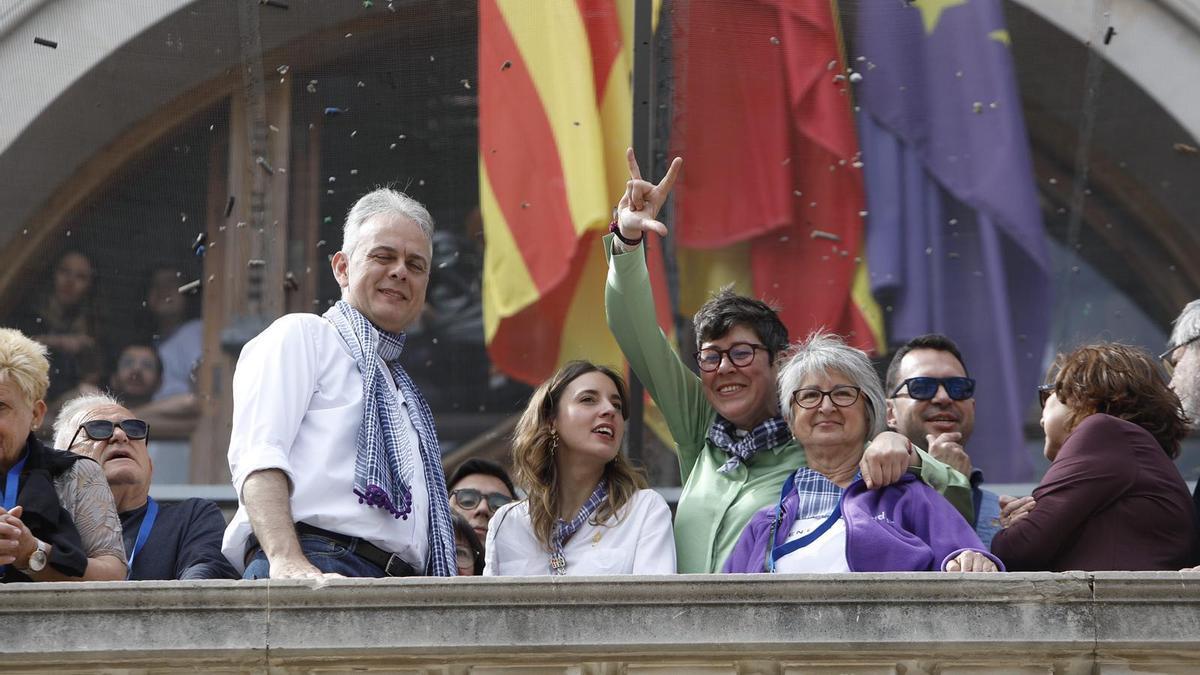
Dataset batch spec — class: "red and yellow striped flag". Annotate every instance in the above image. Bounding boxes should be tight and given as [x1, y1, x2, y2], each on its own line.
[479, 0, 673, 385]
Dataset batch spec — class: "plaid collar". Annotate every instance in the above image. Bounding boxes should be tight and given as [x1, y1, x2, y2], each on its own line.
[708, 414, 792, 474]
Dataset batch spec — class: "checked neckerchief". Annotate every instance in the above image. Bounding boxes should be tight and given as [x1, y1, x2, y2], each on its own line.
[708, 414, 792, 474]
[549, 479, 608, 575]
[324, 301, 456, 576]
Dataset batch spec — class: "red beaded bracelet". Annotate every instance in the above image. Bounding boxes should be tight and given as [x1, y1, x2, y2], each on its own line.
[608, 218, 643, 246]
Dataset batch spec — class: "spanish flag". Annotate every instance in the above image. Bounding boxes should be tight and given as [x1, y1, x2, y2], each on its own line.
[479, 0, 673, 385]
[670, 0, 884, 354]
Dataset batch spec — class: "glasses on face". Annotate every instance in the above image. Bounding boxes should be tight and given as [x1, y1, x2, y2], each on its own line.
[450, 488, 513, 512]
[1037, 383, 1056, 409]
[891, 376, 975, 401]
[455, 545, 477, 572]
[792, 385, 862, 409]
[694, 342, 769, 372]
[68, 419, 150, 449]
[1159, 334, 1200, 376]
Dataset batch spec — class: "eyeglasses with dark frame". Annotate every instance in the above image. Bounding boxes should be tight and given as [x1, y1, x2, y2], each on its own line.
[1037, 383, 1056, 409]
[693, 342, 769, 372]
[792, 385, 862, 409]
[67, 419, 151, 450]
[891, 376, 976, 401]
[1159, 334, 1200, 376]
[450, 488, 514, 512]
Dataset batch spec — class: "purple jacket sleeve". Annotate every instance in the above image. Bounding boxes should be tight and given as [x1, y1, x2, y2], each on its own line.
[723, 506, 774, 573]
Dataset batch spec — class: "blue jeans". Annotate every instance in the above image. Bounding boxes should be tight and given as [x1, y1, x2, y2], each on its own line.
[242, 532, 386, 579]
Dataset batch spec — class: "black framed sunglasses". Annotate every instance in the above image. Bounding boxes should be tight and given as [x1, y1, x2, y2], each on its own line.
[68, 419, 150, 449]
[1037, 383, 1056, 409]
[693, 342, 769, 372]
[450, 488, 513, 512]
[792, 385, 862, 409]
[892, 376, 975, 401]
[1159, 334, 1200, 376]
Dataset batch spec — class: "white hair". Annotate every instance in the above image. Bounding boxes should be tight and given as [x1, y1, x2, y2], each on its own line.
[53, 392, 125, 451]
[1170, 299, 1200, 349]
[776, 331, 887, 439]
[341, 187, 434, 256]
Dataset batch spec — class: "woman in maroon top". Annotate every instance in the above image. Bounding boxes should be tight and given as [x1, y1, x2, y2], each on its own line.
[992, 343, 1196, 571]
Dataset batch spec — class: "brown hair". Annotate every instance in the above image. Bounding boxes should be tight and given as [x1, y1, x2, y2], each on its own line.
[510, 360, 648, 551]
[1048, 343, 1189, 458]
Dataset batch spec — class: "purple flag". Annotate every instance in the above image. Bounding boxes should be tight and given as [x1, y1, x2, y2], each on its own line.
[857, 0, 1050, 481]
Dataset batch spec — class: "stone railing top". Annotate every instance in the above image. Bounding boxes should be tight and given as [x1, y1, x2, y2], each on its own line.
[5, 572, 1200, 672]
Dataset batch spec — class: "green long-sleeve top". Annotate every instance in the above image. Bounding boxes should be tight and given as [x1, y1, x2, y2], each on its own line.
[603, 235, 973, 573]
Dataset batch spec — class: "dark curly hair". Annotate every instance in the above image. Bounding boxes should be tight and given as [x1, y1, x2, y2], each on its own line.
[1047, 343, 1189, 458]
[692, 286, 789, 361]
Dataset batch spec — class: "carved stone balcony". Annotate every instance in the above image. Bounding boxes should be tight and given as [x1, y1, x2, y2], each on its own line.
[4, 572, 1200, 673]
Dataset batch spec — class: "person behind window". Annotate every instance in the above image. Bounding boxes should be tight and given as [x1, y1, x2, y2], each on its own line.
[446, 458, 515, 545]
[725, 332, 1000, 574]
[604, 147, 972, 573]
[54, 392, 236, 580]
[484, 361, 675, 576]
[11, 250, 103, 405]
[451, 512, 484, 576]
[0, 328, 125, 582]
[991, 343, 1196, 571]
[107, 344, 161, 408]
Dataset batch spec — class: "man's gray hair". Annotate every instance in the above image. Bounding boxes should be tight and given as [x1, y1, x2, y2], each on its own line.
[777, 331, 887, 439]
[341, 188, 435, 256]
[1170, 299, 1200, 349]
[53, 392, 125, 451]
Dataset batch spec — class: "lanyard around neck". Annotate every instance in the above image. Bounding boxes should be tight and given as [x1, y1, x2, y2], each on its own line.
[2, 452, 28, 511]
[126, 497, 158, 579]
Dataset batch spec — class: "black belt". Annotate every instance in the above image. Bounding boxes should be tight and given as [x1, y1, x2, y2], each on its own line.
[246, 522, 420, 577]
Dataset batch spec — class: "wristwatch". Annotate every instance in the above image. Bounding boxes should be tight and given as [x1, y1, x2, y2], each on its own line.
[19, 538, 49, 575]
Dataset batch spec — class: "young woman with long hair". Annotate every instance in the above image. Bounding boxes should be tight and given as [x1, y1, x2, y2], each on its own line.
[483, 361, 675, 575]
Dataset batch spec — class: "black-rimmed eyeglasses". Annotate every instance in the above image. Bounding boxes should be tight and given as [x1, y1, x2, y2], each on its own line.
[694, 343, 769, 372]
[68, 419, 150, 449]
[1159, 334, 1200, 376]
[792, 385, 862, 409]
[450, 488, 513, 512]
[891, 376, 975, 401]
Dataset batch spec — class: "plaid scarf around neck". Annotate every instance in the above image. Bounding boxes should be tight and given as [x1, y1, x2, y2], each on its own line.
[708, 414, 792, 474]
[324, 301, 456, 576]
[549, 479, 609, 575]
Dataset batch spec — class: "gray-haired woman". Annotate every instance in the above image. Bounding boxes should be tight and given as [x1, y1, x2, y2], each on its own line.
[725, 332, 1000, 574]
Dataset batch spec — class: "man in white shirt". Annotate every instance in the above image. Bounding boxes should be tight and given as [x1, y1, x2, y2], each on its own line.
[221, 188, 457, 579]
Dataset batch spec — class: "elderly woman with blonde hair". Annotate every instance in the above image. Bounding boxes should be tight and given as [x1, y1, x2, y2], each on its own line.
[725, 332, 1000, 574]
[0, 328, 125, 582]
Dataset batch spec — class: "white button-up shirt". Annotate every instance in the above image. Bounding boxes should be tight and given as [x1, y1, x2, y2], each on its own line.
[483, 489, 676, 575]
[221, 313, 429, 573]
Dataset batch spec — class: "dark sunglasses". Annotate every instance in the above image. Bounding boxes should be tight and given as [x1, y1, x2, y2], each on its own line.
[450, 488, 513, 512]
[892, 376, 975, 401]
[694, 342, 769, 372]
[1037, 383, 1056, 409]
[1159, 334, 1200, 376]
[68, 419, 150, 449]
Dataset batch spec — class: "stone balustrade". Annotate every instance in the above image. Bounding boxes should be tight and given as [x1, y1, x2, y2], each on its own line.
[5, 572, 1200, 673]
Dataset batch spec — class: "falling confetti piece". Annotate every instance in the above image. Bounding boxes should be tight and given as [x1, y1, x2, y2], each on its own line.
[247, 259, 267, 268]
[261, 0, 288, 8]
[224, 196, 235, 217]
[34, 37, 58, 49]
[324, 107, 344, 117]
[178, 280, 202, 294]
[972, 101, 983, 114]
[256, 156, 274, 174]
[306, 80, 318, 94]
[461, 79, 471, 89]
[1103, 26, 1116, 44]
[810, 230, 841, 241]
[501, 60, 512, 70]
[1173, 143, 1198, 155]
[769, 36, 780, 45]
[848, 72, 863, 83]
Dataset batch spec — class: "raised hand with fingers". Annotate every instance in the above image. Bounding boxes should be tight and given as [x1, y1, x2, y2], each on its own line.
[615, 147, 682, 246]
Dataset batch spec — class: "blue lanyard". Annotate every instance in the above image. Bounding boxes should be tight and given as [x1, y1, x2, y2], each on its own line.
[1, 452, 28, 576]
[126, 497, 158, 580]
[2, 452, 28, 511]
[764, 470, 851, 573]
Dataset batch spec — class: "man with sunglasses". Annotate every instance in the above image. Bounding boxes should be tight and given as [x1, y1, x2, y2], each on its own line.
[1163, 300, 1200, 570]
[603, 148, 971, 573]
[885, 334, 1002, 546]
[53, 393, 236, 580]
[221, 188, 456, 580]
[446, 458, 515, 544]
